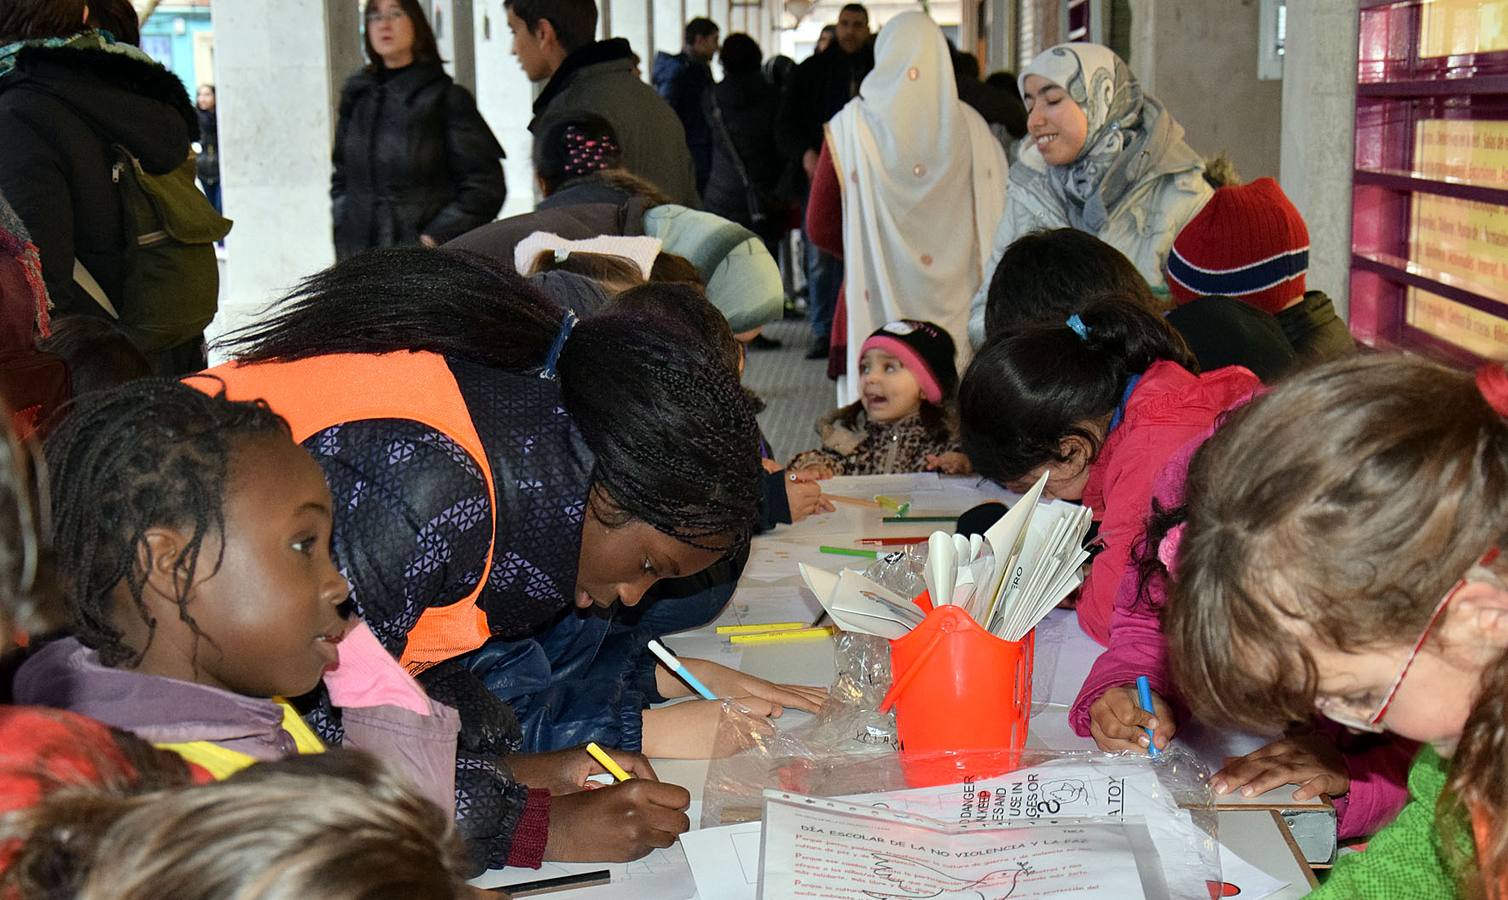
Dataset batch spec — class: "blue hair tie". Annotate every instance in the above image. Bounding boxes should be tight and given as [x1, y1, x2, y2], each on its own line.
[540, 310, 577, 380]
[1066, 314, 1090, 340]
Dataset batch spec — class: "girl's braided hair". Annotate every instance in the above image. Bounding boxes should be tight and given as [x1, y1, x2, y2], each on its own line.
[43, 379, 290, 667]
[218, 248, 762, 551]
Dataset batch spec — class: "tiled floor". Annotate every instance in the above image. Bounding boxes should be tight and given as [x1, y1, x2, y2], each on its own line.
[743, 318, 837, 465]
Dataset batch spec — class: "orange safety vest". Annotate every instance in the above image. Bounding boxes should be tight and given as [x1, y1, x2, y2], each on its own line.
[191, 352, 496, 674]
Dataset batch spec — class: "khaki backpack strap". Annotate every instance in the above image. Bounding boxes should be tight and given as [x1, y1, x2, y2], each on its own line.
[71, 258, 120, 319]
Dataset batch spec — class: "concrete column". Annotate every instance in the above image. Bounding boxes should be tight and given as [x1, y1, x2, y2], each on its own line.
[1280, 0, 1358, 318]
[1126, 0, 1283, 182]
[474, 1, 541, 218]
[431, 0, 477, 91]
[208, 0, 362, 353]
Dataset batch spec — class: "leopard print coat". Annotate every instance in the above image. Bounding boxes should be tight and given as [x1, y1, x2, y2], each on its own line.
[788, 405, 959, 476]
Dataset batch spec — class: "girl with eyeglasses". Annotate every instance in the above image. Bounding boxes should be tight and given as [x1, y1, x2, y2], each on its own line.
[1166, 354, 1508, 899]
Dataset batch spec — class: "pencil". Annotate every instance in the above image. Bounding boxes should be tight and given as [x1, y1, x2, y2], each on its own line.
[647, 639, 718, 700]
[826, 494, 883, 508]
[881, 515, 956, 523]
[819, 545, 878, 558]
[585, 742, 633, 781]
[492, 869, 613, 896]
[1136, 675, 1162, 758]
[715, 621, 810, 635]
[729, 625, 837, 645]
[857, 536, 929, 546]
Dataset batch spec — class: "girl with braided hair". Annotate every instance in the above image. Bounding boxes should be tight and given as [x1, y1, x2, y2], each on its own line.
[191, 247, 816, 868]
[13, 380, 480, 845]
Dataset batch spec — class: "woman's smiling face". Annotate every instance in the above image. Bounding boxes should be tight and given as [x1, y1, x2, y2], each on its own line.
[1023, 74, 1089, 166]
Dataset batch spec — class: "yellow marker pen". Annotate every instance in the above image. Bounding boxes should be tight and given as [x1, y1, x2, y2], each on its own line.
[728, 626, 837, 646]
[585, 742, 633, 782]
[715, 621, 810, 635]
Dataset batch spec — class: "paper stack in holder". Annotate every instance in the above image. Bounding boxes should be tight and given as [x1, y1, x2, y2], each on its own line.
[798, 472, 1093, 781]
[797, 471, 1093, 644]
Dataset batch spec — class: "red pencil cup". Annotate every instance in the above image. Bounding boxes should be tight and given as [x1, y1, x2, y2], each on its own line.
[880, 604, 1034, 786]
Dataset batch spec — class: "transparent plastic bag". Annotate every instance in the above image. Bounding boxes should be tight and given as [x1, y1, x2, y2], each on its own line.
[704, 711, 1221, 900]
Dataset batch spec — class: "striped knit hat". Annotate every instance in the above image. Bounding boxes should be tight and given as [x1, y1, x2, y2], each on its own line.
[1166, 177, 1310, 315]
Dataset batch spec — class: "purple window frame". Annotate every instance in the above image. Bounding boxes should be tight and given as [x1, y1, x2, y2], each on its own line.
[1351, 0, 1508, 365]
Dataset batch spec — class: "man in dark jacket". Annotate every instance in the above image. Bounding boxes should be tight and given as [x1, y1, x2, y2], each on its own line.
[651, 18, 718, 195]
[505, 0, 699, 206]
[775, 3, 872, 359]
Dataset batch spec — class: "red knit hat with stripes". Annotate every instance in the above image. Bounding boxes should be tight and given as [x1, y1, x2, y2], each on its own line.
[1166, 178, 1310, 315]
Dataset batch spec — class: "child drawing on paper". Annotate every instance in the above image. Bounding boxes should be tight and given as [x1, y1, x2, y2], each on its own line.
[863, 853, 1032, 900]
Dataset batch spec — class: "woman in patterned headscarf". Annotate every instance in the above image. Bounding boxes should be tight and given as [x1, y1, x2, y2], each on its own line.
[967, 43, 1212, 347]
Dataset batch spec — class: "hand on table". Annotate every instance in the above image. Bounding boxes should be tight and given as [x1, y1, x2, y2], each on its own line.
[1087, 685, 1176, 754]
[657, 657, 828, 712]
[642, 698, 780, 758]
[786, 480, 836, 522]
[544, 779, 691, 861]
[923, 452, 972, 475]
[507, 745, 658, 794]
[1212, 732, 1349, 801]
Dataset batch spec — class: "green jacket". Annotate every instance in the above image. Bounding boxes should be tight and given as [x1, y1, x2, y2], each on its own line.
[1308, 746, 1474, 899]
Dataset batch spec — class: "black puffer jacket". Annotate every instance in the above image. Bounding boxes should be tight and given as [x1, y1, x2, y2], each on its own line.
[703, 71, 781, 234]
[331, 62, 505, 259]
[0, 41, 195, 318]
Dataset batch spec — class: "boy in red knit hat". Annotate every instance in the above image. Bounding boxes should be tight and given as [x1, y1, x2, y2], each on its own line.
[1166, 177, 1355, 365]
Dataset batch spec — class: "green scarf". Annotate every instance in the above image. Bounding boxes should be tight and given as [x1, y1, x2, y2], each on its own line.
[0, 29, 160, 81]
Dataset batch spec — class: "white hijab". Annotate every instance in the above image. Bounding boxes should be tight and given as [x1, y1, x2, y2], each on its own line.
[826, 11, 1007, 405]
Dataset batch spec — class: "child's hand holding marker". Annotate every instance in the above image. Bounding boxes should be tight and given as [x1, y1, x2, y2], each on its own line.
[509, 745, 659, 795]
[1087, 682, 1176, 754]
[648, 643, 827, 713]
[786, 479, 837, 522]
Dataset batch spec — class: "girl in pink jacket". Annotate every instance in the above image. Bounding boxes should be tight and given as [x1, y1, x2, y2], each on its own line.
[959, 295, 1259, 645]
[1067, 431, 1415, 840]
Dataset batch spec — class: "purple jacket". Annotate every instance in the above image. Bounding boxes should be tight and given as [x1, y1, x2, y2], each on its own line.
[1066, 433, 1415, 840]
[13, 638, 461, 817]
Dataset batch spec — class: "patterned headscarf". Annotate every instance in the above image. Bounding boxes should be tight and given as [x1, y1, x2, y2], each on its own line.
[1020, 43, 1151, 232]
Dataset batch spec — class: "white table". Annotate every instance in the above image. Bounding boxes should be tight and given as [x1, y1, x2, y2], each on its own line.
[478, 474, 1315, 898]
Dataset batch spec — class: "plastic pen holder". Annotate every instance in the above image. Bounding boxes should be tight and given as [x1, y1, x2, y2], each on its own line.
[879, 604, 1034, 786]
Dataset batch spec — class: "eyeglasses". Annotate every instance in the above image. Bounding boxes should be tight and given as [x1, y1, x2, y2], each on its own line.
[365, 9, 409, 23]
[1314, 546, 1500, 732]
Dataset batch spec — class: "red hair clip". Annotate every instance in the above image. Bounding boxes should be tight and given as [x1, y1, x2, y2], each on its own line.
[1475, 364, 1508, 417]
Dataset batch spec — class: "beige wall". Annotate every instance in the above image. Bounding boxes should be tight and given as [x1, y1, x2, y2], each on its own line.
[1127, 0, 1283, 180]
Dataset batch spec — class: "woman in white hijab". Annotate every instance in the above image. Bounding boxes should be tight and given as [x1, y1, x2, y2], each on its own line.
[965, 43, 1212, 347]
[808, 11, 1006, 406]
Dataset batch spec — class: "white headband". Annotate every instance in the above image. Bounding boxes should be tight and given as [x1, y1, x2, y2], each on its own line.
[514, 231, 664, 280]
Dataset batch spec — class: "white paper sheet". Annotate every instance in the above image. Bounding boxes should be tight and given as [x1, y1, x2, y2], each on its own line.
[1218, 843, 1289, 900]
[717, 585, 827, 629]
[835, 758, 1216, 900]
[682, 821, 764, 900]
[758, 791, 1161, 899]
[473, 846, 695, 900]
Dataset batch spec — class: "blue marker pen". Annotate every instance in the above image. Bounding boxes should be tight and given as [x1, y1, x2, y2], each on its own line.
[648, 639, 718, 701]
[1136, 675, 1161, 758]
